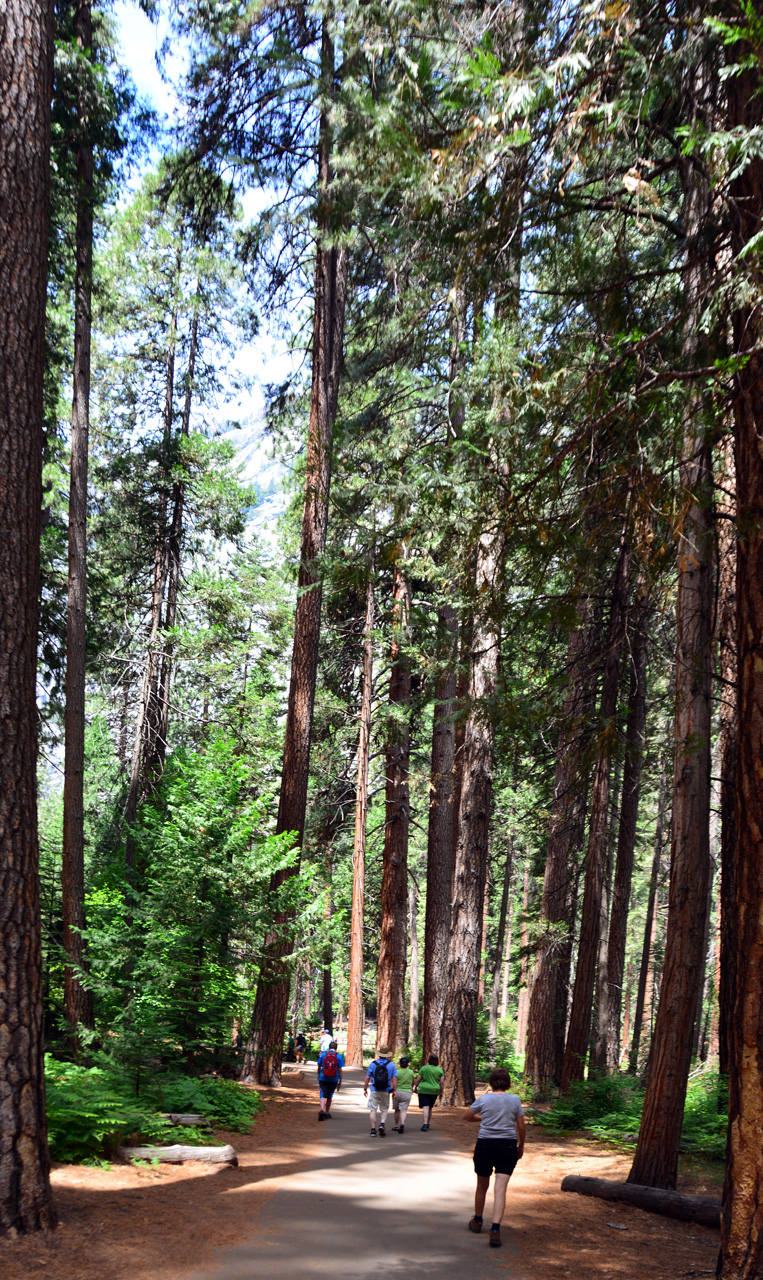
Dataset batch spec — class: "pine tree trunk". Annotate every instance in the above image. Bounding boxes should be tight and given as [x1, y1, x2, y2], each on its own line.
[627, 39, 715, 1184]
[62, 0, 95, 1049]
[488, 841, 513, 1046]
[408, 880, 419, 1044]
[377, 560, 411, 1053]
[422, 603, 458, 1058]
[562, 526, 631, 1091]
[593, 753, 622, 1073]
[515, 863, 531, 1056]
[526, 612, 593, 1093]
[346, 575, 374, 1066]
[243, 21, 348, 1085]
[500, 895, 514, 1021]
[603, 593, 649, 1071]
[715, 434, 737, 1079]
[477, 860, 491, 1006]
[441, 527, 503, 1104]
[155, 304, 200, 768]
[0, 0, 56, 1232]
[629, 770, 666, 1073]
[720, 27, 763, 1271]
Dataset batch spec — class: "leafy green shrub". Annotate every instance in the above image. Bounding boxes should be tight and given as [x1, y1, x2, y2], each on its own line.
[45, 1056, 263, 1163]
[536, 1070, 727, 1159]
[151, 1075, 264, 1131]
[46, 1057, 162, 1163]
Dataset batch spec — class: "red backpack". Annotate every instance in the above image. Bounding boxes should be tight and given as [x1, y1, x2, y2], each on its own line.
[321, 1050, 339, 1078]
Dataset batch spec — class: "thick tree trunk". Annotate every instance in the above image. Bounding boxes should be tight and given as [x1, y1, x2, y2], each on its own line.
[0, 0, 56, 1233]
[408, 880, 419, 1044]
[243, 21, 348, 1085]
[62, 0, 95, 1048]
[720, 34, 763, 1273]
[602, 593, 650, 1071]
[629, 770, 666, 1073]
[562, 526, 631, 1091]
[377, 560, 411, 1054]
[478, 860, 491, 1006]
[561, 1177, 720, 1229]
[488, 840, 513, 1046]
[627, 41, 715, 1185]
[422, 603, 458, 1058]
[346, 575, 374, 1066]
[715, 434, 737, 1079]
[441, 526, 503, 1104]
[526, 614, 592, 1093]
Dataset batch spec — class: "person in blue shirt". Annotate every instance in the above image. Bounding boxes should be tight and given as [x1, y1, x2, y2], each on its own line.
[317, 1039, 344, 1121]
[363, 1046, 397, 1137]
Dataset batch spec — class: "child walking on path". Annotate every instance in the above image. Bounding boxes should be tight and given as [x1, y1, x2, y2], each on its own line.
[364, 1046, 397, 1137]
[392, 1057, 414, 1133]
[414, 1054, 444, 1130]
[464, 1067, 525, 1249]
[316, 1040, 344, 1121]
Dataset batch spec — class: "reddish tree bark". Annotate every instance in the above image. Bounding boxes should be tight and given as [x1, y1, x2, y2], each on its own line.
[627, 35, 715, 1186]
[629, 769, 666, 1073]
[602, 591, 650, 1070]
[441, 526, 503, 1104]
[346, 575, 374, 1066]
[376, 560, 411, 1054]
[715, 434, 737, 1079]
[720, 23, 763, 1272]
[62, 0, 95, 1047]
[0, 0, 56, 1233]
[243, 21, 348, 1084]
[514, 863, 532, 1056]
[526, 613, 593, 1093]
[562, 526, 631, 1091]
[422, 603, 458, 1059]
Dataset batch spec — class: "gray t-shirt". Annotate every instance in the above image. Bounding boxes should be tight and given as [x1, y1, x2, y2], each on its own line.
[470, 1091, 524, 1140]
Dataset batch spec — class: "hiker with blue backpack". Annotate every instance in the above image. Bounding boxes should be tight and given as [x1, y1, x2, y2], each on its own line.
[363, 1046, 397, 1137]
[317, 1039, 344, 1121]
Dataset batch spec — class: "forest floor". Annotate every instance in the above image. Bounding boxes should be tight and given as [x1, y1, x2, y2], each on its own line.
[0, 1065, 722, 1280]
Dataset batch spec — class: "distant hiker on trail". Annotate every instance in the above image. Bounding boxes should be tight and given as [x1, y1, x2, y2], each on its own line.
[285, 1034, 296, 1062]
[319, 1027, 333, 1052]
[364, 1046, 397, 1137]
[464, 1066, 525, 1250]
[295, 1032, 307, 1063]
[414, 1054, 444, 1130]
[317, 1039, 344, 1121]
[392, 1056, 414, 1134]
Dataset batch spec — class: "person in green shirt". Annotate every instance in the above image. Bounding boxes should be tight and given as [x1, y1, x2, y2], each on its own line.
[414, 1054, 445, 1130]
[392, 1057, 415, 1133]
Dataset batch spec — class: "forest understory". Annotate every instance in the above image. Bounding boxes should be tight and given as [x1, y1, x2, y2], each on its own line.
[0, 1076, 721, 1280]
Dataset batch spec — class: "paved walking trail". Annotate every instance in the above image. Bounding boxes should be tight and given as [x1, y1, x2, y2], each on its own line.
[184, 1065, 518, 1279]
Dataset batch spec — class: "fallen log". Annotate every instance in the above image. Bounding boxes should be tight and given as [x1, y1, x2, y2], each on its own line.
[560, 1175, 720, 1229]
[159, 1113, 213, 1127]
[119, 1144, 237, 1167]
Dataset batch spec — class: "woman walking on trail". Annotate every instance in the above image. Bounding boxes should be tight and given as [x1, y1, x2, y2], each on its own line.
[414, 1054, 444, 1130]
[464, 1066, 525, 1249]
[392, 1056, 414, 1133]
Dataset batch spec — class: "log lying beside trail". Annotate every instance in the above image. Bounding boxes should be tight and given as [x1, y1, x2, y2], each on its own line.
[119, 1144, 238, 1166]
[159, 1113, 213, 1127]
[560, 1175, 720, 1228]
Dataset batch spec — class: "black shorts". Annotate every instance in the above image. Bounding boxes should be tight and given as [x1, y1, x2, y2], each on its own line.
[418, 1093, 439, 1109]
[473, 1138, 519, 1178]
[318, 1079, 339, 1098]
